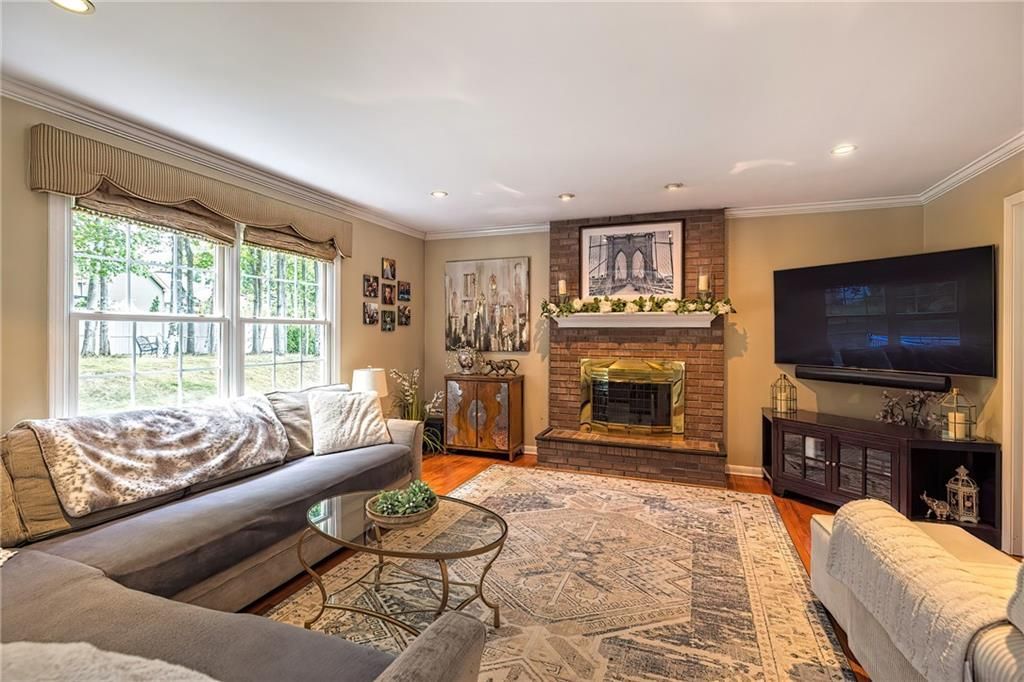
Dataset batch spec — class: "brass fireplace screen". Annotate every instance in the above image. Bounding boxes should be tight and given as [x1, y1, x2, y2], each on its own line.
[579, 359, 685, 435]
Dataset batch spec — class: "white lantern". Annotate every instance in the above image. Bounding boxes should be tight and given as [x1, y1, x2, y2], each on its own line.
[946, 465, 979, 524]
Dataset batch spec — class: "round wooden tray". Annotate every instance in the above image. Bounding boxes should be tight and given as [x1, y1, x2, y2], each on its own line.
[365, 495, 439, 529]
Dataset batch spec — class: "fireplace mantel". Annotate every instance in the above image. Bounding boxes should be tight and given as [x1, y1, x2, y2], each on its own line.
[552, 312, 716, 329]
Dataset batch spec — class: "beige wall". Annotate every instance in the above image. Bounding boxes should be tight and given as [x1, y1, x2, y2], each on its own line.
[3, 94, 1017, 466]
[922, 152, 1024, 444]
[0, 97, 424, 430]
[423, 233, 549, 447]
[724, 207, 926, 468]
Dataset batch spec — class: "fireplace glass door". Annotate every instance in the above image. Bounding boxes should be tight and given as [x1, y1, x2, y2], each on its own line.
[580, 358, 684, 435]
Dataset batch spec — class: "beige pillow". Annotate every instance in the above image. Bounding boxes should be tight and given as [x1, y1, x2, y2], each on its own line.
[308, 391, 391, 455]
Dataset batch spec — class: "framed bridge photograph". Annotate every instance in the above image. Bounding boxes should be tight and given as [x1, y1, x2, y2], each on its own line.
[580, 222, 683, 301]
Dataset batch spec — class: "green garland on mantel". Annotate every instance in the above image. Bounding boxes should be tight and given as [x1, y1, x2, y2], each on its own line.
[540, 295, 736, 319]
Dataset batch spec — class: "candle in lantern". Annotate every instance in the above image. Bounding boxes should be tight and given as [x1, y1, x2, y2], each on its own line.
[698, 274, 710, 292]
[558, 279, 567, 296]
[948, 411, 967, 440]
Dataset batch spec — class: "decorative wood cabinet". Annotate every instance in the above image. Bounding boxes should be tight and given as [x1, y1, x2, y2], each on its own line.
[774, 420, 900, 508]
[762, 408, 1003, 548]
[445, 374, 524, 460]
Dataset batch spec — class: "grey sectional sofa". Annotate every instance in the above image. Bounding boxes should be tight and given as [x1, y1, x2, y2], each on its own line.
[1, 388, 486, 681]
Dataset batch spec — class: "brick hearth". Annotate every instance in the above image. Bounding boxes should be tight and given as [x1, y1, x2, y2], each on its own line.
[538, 209, 727, 486]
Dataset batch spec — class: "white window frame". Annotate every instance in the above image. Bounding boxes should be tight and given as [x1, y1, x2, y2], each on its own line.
[48, 195, 338, 417]
[235, 230, 337, 396]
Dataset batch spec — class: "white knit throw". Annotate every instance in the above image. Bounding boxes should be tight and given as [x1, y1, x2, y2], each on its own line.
[826, 499, 1013, 682]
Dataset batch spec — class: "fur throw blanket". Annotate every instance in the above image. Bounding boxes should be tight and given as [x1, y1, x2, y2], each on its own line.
[1, 642, 216, 681]
[827, 499, 1016, 682]
[22, 396, 288, 517]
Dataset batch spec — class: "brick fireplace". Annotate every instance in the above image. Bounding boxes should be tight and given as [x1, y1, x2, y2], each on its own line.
[536, 209, 727, 486]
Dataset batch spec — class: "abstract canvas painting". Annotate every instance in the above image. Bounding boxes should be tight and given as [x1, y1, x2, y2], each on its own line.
[445, 257, 529, 352]
[580, 222, 682, 300]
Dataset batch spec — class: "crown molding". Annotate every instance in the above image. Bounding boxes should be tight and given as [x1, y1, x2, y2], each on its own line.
[6, 76, 1020, 236]
[0, 76, 426, 240]
[725, 194, 922, 219]
[919, 130, 1024, 204]
[424, 223, 550, 240]
[727, 130, 1024, 219]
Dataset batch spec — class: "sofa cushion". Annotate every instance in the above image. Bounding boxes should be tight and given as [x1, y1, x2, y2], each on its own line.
[309, 390, 391, 455]
[34, 443, 411, 598]
[0, 459, 28, 547]
[267, 384, 350, 461]
[1, 550, 395, 682]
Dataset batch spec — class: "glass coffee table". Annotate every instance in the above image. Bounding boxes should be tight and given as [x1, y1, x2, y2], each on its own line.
[298, 491, 507, 635]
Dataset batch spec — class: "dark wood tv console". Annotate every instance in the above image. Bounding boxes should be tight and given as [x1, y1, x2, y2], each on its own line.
[761, 408, 1002, 548]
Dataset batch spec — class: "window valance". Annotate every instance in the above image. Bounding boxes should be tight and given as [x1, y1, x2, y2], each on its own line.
[29, 124, 351, 261]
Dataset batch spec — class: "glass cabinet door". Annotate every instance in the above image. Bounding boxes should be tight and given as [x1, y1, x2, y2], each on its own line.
[864, 448, 895, 503]
[837, 443, 865, 496]
[803, 436, 827, 485]
[778, 427, 828, 489]
[831, 436, 898, 506]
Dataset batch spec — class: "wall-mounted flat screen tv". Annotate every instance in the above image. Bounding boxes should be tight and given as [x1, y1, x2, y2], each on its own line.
[774, 246, 996, 377]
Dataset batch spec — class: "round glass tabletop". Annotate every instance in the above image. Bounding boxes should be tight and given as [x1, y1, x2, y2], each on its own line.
[306, 491, 507, 559]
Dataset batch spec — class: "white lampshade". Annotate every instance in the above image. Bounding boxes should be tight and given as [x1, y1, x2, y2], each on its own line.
[352, 367, 388, 398]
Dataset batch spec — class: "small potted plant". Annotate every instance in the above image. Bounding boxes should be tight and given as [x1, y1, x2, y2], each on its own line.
[365, 480, 439, 529]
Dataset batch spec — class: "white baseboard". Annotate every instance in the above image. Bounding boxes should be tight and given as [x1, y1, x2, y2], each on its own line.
[727, 464, 765, 478]
[523, 445, 538, 455]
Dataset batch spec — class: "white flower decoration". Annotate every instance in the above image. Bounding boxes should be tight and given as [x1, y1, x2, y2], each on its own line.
[662, 301, 679, 313]
[643, 300, 654, 312]
[571, 297, 584, 311]
[685, 301, 698, 312]
[598, 300, 613, 313]
[624, 302, 639, 314]
[546, 303, 559, 315]
[704, 301, 712, 310]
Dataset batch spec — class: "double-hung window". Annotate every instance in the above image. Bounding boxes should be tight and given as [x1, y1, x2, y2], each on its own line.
[240, 244, 330, 395]
[54, 197, 336, 417]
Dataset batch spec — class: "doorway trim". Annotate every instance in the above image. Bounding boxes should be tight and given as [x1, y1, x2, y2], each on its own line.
[1003, 190, 1024, 555]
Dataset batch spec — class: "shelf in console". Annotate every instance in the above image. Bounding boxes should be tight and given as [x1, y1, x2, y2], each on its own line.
[551, 312, 716, 329]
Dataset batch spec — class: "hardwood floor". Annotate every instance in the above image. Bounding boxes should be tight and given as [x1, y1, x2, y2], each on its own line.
[246, 451, 869, 680]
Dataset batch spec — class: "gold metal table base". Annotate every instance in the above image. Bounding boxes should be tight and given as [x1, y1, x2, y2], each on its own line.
[297, 528, 503, 636]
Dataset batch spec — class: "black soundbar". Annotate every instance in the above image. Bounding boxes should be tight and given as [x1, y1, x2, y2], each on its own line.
[795, 365, 951, 392]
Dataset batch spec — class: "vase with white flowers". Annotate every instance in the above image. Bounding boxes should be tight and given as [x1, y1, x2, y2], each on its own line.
[388, 369, 444, 453]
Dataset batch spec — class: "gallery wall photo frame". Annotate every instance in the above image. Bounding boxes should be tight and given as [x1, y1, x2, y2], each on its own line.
[363, 302, 379, 325]
[398, 281, 411, 301]
[363, 274, 379, 298]
[579, 222, 683, 301]
[444, 256, 530, 352]
[381, 257, 397, 281]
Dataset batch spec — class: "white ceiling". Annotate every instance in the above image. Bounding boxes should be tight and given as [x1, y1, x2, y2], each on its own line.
[3, 2, 1022, 234]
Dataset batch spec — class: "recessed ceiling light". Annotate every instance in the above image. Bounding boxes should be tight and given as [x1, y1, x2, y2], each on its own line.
[664, 183, 685, 191]
[830, 143, 858, 156]
[49, 0, 95, 14]
[558, 193, 576, 201]
[430, 190, 448, 198]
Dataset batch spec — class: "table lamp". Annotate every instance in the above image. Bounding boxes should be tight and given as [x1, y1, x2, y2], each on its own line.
[352, 368, 389, 410]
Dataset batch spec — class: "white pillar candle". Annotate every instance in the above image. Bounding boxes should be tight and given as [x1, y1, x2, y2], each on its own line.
[948, 411, 967, 440]
[698, 274, 710, 292]
[558, 279, 567, 296]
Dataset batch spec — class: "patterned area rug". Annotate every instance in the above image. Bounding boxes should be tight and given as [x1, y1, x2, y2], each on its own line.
[267, 466, 853, 681]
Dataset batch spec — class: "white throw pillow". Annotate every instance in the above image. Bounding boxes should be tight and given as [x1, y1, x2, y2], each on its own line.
[308, 390, 391, 455]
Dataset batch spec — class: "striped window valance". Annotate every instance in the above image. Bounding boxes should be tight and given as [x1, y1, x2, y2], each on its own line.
[29, 124, 351, 260]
